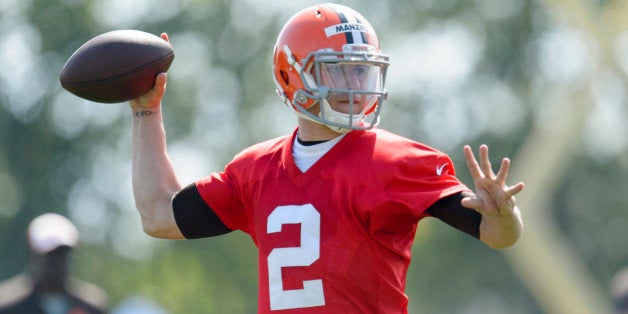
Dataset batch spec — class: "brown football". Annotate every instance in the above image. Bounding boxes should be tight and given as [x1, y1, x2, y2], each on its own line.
[59, 30, 174, 103]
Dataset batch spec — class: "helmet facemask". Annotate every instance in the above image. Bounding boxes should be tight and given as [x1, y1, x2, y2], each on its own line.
[290, 47, 389, 133]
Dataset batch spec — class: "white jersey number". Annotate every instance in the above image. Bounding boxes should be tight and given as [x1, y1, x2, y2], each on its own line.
[267, 204, 325, 310]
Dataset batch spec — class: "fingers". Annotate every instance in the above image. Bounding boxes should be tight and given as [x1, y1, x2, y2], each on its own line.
[506, 182, 525, 196]
[155, 72, 168, 93]
[463, 145, 483, 179]
[129, 73, 168, 109]
[464, 144, 524, 190]
[461, 194, 481, 210]
[462, 145, 525, 216]
[495, 157, 510, 185]
[460, 189, 491, 212]
[479, 144, 495, 178]
[464, 144, 495, 179]
[148, 72, 168, 102]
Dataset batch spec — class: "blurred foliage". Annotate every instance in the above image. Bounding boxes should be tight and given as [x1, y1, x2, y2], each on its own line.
[0, 0, 626, 313]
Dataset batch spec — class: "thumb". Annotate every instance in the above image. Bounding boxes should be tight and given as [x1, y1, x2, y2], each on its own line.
[129, 73, 168, 109]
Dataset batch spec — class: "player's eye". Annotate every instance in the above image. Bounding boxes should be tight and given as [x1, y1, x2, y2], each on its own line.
[354, 65, 367, 76]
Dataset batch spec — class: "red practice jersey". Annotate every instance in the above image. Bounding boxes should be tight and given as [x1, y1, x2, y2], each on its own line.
[196, 128, 469, 313]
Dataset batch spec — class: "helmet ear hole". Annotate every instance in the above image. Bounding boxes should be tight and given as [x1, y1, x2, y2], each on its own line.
[280, 70, 289, 85]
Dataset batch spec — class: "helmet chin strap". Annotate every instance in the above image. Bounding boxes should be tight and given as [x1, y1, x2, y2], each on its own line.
[290, 88, 381, 132]
[291, 100, 352, 133]
[320, 99, 364, 130]
[325, 123, 353, 134]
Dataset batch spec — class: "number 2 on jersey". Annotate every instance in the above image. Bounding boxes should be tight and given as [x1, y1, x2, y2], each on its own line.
[267, 204, 325, 310]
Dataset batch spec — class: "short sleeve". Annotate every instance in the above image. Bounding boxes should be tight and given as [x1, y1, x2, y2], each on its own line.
[369, 154, 470, 233]
[195, 169, 250, 234]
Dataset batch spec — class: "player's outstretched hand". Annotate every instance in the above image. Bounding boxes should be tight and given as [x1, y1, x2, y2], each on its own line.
[460, 144, 525, 218]
[129, 33, 169, 110]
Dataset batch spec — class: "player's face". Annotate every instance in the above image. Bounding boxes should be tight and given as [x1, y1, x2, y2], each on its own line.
[318, 63, 381, 114]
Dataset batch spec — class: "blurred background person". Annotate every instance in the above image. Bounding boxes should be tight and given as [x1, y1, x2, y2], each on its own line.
[0, 213, 108, 314]
[612, 267, 628, 314]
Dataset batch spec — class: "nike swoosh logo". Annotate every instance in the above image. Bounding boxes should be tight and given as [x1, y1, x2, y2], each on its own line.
[436, 163, 448, 176]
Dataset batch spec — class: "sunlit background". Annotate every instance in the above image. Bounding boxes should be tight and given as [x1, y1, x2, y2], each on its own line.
[1, 0, 627, 313]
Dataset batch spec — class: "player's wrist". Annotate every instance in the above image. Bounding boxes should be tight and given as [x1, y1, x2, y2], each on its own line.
[133, 109, 160, 118]
[131, 105, 161, 118]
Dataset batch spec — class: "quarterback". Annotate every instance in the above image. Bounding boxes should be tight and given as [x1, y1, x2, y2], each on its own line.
[129, 3, 524, 313]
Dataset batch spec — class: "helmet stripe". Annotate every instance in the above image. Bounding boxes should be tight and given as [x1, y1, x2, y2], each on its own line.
[335, 10, 354, 44]
[354, 16, 369, 44]
[325, 4, 366, 45]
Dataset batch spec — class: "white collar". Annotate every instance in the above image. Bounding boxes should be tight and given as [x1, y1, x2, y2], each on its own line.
[292, 134, 345, 172]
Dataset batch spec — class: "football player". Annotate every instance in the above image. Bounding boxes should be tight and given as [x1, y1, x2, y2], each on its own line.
[0, 214, 108, 314]
[129, 3, 524, 313]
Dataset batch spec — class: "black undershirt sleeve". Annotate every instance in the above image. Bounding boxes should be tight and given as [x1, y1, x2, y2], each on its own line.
[172, 183, 233, 239]
[426, 192, 482, 239]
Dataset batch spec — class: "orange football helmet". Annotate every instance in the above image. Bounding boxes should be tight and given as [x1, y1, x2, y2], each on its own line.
[272, 4, 389, 132]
